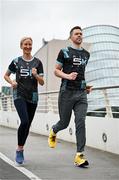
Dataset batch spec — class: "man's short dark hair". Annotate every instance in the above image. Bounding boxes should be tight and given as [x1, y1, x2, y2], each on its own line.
[69, 26, 82, 38]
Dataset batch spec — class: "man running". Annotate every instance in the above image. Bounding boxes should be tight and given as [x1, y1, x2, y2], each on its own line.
[48, 26, 92, 167]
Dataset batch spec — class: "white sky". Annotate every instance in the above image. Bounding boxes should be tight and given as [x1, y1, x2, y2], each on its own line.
[0, 0, 119, 87]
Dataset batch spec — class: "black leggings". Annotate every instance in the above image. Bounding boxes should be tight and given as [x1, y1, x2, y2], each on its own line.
[14, 99, 37, 146]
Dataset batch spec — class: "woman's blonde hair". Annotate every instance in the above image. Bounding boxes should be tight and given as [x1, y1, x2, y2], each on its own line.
[20, 37, 33, 48]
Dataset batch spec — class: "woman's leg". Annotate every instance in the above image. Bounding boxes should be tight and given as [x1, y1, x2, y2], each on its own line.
[14, 99, 29, 149]
[24, 102, 37, 142]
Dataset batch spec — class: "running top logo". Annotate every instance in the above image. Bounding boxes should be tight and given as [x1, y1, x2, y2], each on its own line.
[73, 56, 88, 66]
[20, 68, 32, 77]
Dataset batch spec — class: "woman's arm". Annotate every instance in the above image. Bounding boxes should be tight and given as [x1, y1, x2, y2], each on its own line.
[32, 68, 44, 86]
[4, 71, 17, 88]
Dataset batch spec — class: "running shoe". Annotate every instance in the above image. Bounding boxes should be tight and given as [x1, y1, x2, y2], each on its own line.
[48, 129, 57, 148]
[15, 150, 24, 164]
[74, 153, 89, 167]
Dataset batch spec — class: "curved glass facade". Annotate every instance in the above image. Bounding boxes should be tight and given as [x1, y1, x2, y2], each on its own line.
[83, 25, 119, 88]
[83, 25, 119, 114]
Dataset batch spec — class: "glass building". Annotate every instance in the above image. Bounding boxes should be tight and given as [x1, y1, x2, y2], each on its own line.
[83, 25, 119, 87]
[83, 25, 119, 117]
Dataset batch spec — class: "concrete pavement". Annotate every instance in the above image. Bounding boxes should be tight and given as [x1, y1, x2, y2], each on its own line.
[0, 126, 119, 180]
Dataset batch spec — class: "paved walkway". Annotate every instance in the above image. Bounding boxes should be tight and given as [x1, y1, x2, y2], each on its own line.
[0, 126, 119, 180]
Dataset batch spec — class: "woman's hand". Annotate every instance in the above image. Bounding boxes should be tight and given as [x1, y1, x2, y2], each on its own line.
[4, 71, 17, 89]
[32, 68, 44, 85]
[11, 80, 17, 89]
[32, 68, 37, 77]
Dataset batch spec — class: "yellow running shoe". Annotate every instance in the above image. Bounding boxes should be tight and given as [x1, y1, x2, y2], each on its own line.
[48, 129, 57, 148]
[74, 153, 89, 167]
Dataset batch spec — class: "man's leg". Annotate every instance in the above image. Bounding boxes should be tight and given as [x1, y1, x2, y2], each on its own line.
[73, 90, 89, 167]
[53, 90, 74, 133]
[48, 89, 74, 148]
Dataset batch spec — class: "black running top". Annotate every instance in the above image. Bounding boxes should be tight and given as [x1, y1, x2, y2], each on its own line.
[56, 46, 90, 90]
[8, 56, 44, 103]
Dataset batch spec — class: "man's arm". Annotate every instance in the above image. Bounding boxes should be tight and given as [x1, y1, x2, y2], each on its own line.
[54, 64, 78, 80]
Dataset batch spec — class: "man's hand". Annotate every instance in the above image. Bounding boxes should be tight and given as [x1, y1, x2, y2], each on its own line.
[67, 72, 78, 80]
[86, 85, 93, 94]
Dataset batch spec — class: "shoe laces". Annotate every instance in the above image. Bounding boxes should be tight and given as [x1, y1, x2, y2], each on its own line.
[80, 154, 84, 158]
[51, 136, 56, 142]
[16, 150, 23, 158]
[76, 153, 85, 159]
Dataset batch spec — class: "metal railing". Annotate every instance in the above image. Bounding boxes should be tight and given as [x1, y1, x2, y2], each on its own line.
[0, 85, 119, 118]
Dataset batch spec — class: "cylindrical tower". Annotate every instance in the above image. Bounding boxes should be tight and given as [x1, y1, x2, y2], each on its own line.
[83, 25, 119, 115]
[83, 25, 119, 87]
